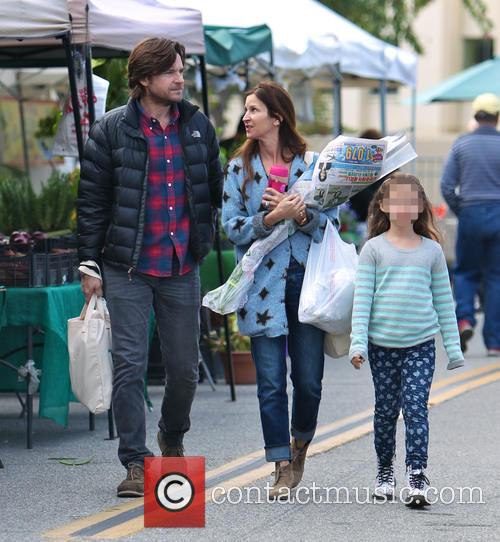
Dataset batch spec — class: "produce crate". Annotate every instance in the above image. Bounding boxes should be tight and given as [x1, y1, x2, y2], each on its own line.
[0, 253, 47, 287]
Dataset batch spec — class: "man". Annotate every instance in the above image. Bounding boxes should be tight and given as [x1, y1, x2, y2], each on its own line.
[77, 38, 223, 497]
[441, 93, 500, 356]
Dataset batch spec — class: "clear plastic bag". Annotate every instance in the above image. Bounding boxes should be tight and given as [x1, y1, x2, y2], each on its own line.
[299, 220, 358, 334]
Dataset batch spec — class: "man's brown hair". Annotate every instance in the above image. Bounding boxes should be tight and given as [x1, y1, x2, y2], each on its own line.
[127, 38, 186, 100]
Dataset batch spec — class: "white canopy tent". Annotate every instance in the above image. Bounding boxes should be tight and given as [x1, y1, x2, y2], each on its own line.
[163, 0, 418, 135]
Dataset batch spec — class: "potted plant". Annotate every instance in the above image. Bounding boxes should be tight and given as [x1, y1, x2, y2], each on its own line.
[206, 313, 256, 385]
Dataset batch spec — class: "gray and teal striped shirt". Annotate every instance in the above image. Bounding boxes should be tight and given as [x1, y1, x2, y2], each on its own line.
[349, 233, 464, 369]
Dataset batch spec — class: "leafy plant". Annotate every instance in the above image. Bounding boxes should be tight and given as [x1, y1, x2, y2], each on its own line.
[206, 313, 251, 352]
[35, 171, 78, 231]
[0, 176, 38, 232]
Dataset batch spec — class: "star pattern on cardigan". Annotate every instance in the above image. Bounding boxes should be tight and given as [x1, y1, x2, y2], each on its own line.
[294, 168, 304, 177]
[222, 191, 231, 203]
[236, 187, 250, 202]
[233, 164, 241, 174]
[264, 258, 275, 270]
[239, 307, 248, 320]
[254, 172, 263, 183]
[256, 309, 272, 326]
[233, 218, 245, 232]
[259, 287, 269, 300]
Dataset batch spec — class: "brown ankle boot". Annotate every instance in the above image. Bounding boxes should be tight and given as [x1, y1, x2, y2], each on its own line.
[157, 431, 184, 457]
[117, 463, 144, 498]
[268, 461, 294, 500]
[291, 438, 311, 488]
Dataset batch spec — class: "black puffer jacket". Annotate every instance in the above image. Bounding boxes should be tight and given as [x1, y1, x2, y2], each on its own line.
[77, 99, 223, 269]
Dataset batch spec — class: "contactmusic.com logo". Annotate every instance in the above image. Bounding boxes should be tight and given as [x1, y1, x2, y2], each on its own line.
[144, 457, 205, 528]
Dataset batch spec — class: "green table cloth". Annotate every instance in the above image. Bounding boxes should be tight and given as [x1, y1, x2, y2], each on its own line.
[0, 284, 84, 426]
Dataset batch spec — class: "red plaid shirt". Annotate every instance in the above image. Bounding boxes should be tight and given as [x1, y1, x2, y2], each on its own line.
[136, 101, 194, 276]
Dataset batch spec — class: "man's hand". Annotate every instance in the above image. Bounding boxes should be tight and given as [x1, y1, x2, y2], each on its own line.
[351, 354, 365, 370]
[81, 274, 103, 303]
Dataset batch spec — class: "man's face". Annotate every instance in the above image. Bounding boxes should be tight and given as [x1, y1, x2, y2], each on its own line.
[140, 54, 184, 104]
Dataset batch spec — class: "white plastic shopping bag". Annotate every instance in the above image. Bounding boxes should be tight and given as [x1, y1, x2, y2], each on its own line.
[299, 220, 358, 335]
[68, 294, 113, 413]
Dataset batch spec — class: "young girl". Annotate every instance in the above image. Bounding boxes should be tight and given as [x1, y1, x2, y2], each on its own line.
[349, 173, 464, 507]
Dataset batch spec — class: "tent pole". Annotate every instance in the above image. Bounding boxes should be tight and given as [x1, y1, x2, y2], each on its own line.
[198, 53, 236, 400]
[333, 63, 342, 136]
[410, 86, 417, 174]
[199, 55, 210, 116]
[379, 79, 387, 136]
[63, 34, 84, 162]
[15, 72, 30, 178]
[85, 44, 96, 126]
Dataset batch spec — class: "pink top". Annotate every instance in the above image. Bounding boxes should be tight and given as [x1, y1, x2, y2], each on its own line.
[269, 165, 289, 178]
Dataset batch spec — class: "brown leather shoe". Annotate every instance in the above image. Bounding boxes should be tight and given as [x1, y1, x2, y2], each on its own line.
[117, 463, 144, 498]
[268, 462, 294, 500]
[157, 431, 184, 457]
[291, 438, 311, 488]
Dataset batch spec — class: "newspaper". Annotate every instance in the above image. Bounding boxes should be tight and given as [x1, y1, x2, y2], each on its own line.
[203, 132, 417, 315]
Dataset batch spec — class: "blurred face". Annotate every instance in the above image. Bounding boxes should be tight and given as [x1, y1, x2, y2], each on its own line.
[140, 54, 184, 104]
[381, 183, 422, 223]
[242, 94, 279, 140]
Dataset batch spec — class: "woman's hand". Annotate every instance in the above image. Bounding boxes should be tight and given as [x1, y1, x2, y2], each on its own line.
[261, 188, 285, 211]
[351, 354, 365, 370]
[274, 194, 304, 220]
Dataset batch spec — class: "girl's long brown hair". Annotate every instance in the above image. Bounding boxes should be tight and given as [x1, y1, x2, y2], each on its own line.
[367, 173, 442, 243]
[230, 81, 307, 194]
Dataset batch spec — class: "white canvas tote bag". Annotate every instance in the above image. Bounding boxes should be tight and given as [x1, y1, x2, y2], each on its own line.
[68, 294, 113, 413]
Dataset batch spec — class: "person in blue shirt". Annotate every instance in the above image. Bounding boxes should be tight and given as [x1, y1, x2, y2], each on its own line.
[441, 93, 500, 356]
[222, 81, 338, 500]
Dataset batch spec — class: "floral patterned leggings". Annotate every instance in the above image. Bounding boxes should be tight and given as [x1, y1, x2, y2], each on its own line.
[368, 339, 435, 469]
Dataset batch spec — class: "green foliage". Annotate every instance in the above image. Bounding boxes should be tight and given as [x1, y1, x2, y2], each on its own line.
[0, 170, 79, 233]
[207, 313, 251, 352]
[35, 171, 78, 231]
[321, 0, 493, 54]
[35, 109, 62, 139]
[0, 176, 38, 232]
[93, 58, 129, 110]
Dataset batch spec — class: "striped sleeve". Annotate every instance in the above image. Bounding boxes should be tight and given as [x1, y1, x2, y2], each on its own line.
[431, 248, 464, 369]
[349, 242, 376, 361]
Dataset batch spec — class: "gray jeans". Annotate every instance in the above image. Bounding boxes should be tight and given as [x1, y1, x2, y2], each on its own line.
[103, 263, 200, 467]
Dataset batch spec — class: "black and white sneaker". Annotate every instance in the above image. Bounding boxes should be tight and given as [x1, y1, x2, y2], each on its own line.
[405, 466, 430, 507]
[373, 459, 396, 500]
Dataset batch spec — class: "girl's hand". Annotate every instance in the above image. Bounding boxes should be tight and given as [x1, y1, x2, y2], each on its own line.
[351, 354, 364, 370]
[262, 188, 285, 211]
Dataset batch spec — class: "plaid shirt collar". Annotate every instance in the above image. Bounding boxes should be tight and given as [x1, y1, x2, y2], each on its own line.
[135, 99, 180, 128]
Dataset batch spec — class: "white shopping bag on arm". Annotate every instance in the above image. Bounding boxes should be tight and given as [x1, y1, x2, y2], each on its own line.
[68, 294, 113, 413]
[299, 220, 358, 335]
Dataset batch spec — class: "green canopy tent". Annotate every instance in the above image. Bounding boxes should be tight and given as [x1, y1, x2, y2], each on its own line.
[204, 24, 273, 71]
[416, 56, 500, 103]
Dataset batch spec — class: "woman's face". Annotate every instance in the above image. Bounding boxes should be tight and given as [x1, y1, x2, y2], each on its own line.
[242, 94, 278, 141]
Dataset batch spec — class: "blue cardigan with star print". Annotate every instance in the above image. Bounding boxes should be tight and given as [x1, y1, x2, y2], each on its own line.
[221, 153, 339, 338]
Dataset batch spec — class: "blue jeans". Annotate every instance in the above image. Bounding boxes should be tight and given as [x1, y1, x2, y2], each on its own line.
[103, 263, 200, 467]
[455, 203, 500, 348]
[369, 340, 435, 469]
[250, 257, 326, 462]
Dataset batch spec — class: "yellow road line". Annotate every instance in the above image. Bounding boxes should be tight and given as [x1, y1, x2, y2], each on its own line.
[44, 364, 500, 540]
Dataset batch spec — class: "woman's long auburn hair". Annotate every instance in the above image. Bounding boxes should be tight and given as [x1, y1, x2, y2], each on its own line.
[367, 173, 442, 244]
[230, 81, 307, 194]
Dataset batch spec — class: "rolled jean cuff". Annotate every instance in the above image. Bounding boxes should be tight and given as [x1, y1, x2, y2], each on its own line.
[264, 444, 292, 463]
[291, 426, 316, 442]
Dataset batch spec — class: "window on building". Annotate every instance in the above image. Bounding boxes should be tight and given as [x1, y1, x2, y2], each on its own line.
[464, 38, 494, 68]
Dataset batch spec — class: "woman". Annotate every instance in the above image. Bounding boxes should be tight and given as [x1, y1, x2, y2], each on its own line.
[221, 81, 339, 499]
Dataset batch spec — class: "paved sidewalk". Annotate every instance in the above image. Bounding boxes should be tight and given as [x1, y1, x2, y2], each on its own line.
[1, 317, 499, 541]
